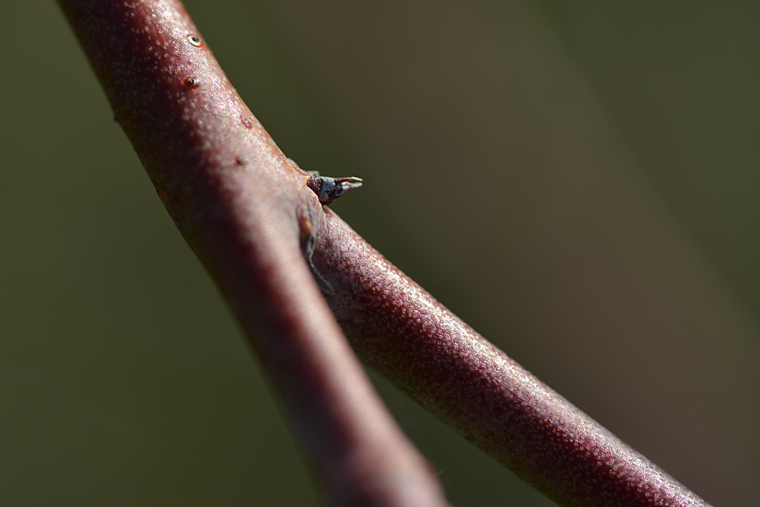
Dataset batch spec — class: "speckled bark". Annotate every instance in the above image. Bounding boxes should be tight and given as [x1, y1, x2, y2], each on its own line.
[57, 1, 449, 506]
[58, 0, 712, 506]
[313, 210, 710, 507]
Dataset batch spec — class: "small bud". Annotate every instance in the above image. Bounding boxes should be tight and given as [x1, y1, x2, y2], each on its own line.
[306, 172, 363, 206]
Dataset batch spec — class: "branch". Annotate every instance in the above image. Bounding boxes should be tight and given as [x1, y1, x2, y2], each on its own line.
[57, 1, 447, 506]
[314, 211, 710, 507]
[58, 1, 711, 506]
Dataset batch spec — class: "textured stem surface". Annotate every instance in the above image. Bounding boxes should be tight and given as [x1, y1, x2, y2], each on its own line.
[58, 0, 712, 505]
[57, 1, 448, 505]
[313, 209, 710, 507]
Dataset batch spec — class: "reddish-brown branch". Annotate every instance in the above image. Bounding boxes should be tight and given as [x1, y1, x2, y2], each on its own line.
[313, 210, 710, 507]
[58, 0, 711, 506]
[57, 1, 447, 506]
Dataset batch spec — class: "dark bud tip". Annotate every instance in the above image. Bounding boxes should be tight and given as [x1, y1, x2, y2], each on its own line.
[306, 172, 363, 206]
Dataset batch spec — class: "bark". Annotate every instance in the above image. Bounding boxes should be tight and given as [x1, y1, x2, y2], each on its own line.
[57, 1, 448, 506]
[58, 0, 711, 506]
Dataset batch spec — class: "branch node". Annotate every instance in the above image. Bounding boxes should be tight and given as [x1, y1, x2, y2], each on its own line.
[306, 171, 363, 206]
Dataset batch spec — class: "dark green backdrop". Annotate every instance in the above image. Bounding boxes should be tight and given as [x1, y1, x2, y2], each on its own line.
[2, 2, 758, 506]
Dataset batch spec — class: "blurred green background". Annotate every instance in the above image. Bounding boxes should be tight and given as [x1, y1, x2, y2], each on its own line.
[2, 2, 759, 505]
